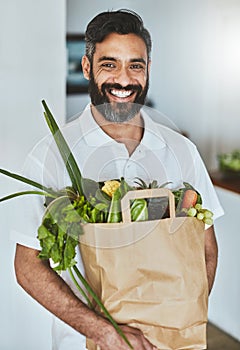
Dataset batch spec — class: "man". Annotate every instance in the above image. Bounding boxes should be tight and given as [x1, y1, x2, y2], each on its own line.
[14, 10, 223, 350]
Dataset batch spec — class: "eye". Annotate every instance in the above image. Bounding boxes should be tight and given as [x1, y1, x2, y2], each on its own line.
[130, 63, 145, 71]
[101, 63, 116, 69]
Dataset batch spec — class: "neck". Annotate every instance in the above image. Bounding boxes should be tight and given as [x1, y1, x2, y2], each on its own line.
[91, 104, 144, 156]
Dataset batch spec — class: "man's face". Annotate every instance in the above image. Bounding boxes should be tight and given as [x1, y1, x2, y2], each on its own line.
[82, 33, 150, 122]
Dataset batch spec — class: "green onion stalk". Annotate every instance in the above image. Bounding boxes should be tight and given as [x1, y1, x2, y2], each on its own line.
[0, 100, 132, 349]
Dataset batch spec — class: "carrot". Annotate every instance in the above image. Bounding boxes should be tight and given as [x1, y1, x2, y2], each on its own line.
[181, 189, 198, 209]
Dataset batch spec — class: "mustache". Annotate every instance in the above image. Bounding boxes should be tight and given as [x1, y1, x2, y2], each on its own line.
[101, 83, 142, 94]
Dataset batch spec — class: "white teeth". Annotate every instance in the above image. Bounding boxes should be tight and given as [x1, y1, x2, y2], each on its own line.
[110, 89, 132, 98]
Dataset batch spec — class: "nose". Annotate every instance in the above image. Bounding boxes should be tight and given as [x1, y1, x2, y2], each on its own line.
[113, 66, 133, 87]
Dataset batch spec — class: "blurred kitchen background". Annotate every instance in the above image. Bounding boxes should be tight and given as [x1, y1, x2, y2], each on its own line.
[0, 1, 239, 349]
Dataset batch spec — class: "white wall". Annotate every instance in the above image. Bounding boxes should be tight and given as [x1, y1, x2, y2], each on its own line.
[151, 0, 240, 169]
[67, 0, 240, 170]
[0, 1, 66, 349]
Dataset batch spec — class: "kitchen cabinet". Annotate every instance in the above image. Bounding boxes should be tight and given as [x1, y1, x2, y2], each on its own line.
[208, 176, 240, 341]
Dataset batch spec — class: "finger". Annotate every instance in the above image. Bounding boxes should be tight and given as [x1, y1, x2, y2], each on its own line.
[119, 324, 142, 335]
[140, 333, 157, 350]
[119, 325, 157, 349]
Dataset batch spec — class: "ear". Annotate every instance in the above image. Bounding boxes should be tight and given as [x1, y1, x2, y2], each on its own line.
[82, 55, 91, 80]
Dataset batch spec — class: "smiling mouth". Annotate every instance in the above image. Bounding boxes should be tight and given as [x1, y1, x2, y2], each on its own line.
[109, 89, 134, 99]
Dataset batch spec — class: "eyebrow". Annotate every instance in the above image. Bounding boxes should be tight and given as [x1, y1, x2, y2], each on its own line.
[97, 56, 147, 65]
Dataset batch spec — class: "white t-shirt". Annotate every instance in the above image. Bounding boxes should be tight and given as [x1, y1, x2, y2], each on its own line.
[12, 105, 224, 349]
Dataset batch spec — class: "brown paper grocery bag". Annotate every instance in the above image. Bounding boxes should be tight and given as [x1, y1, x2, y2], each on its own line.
[79, 188, 208, 350]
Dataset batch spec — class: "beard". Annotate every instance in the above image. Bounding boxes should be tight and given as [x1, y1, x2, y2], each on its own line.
[88, 71, 149, 123]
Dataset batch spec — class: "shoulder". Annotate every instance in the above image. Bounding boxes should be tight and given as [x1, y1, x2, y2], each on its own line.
[142, 108, 198, 152]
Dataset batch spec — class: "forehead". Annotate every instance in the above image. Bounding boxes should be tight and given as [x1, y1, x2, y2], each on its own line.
[94, 33, 148, 61]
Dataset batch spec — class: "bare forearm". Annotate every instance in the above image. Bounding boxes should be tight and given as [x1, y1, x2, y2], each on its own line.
[204, 226, 218, 294]
[14, 244, 112, 345]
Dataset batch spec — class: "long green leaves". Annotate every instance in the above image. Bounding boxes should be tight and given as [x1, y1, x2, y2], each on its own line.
[72, 265, 133, 349]
[0, 101, 132, 348]
[1, 101, 84, 198]
[42, 100, 83, 195]
[0, 168, 58, 201]
[0, 169, 53, 193]
[0, 190, 56, 203]
[68, 267, 93, 308]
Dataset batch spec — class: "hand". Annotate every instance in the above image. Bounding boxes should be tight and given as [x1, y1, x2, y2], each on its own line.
[120, 325, 158, 350]
[96, 324, 158, 350]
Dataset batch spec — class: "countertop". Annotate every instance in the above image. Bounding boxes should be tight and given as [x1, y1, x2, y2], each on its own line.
[210, 170, 240, 194]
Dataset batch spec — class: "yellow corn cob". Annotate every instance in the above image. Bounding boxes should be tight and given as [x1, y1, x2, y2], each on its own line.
[101, 180, 121, 197]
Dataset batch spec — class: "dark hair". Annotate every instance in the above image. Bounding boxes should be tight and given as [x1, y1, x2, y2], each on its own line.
[85, 9, 152, 63]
